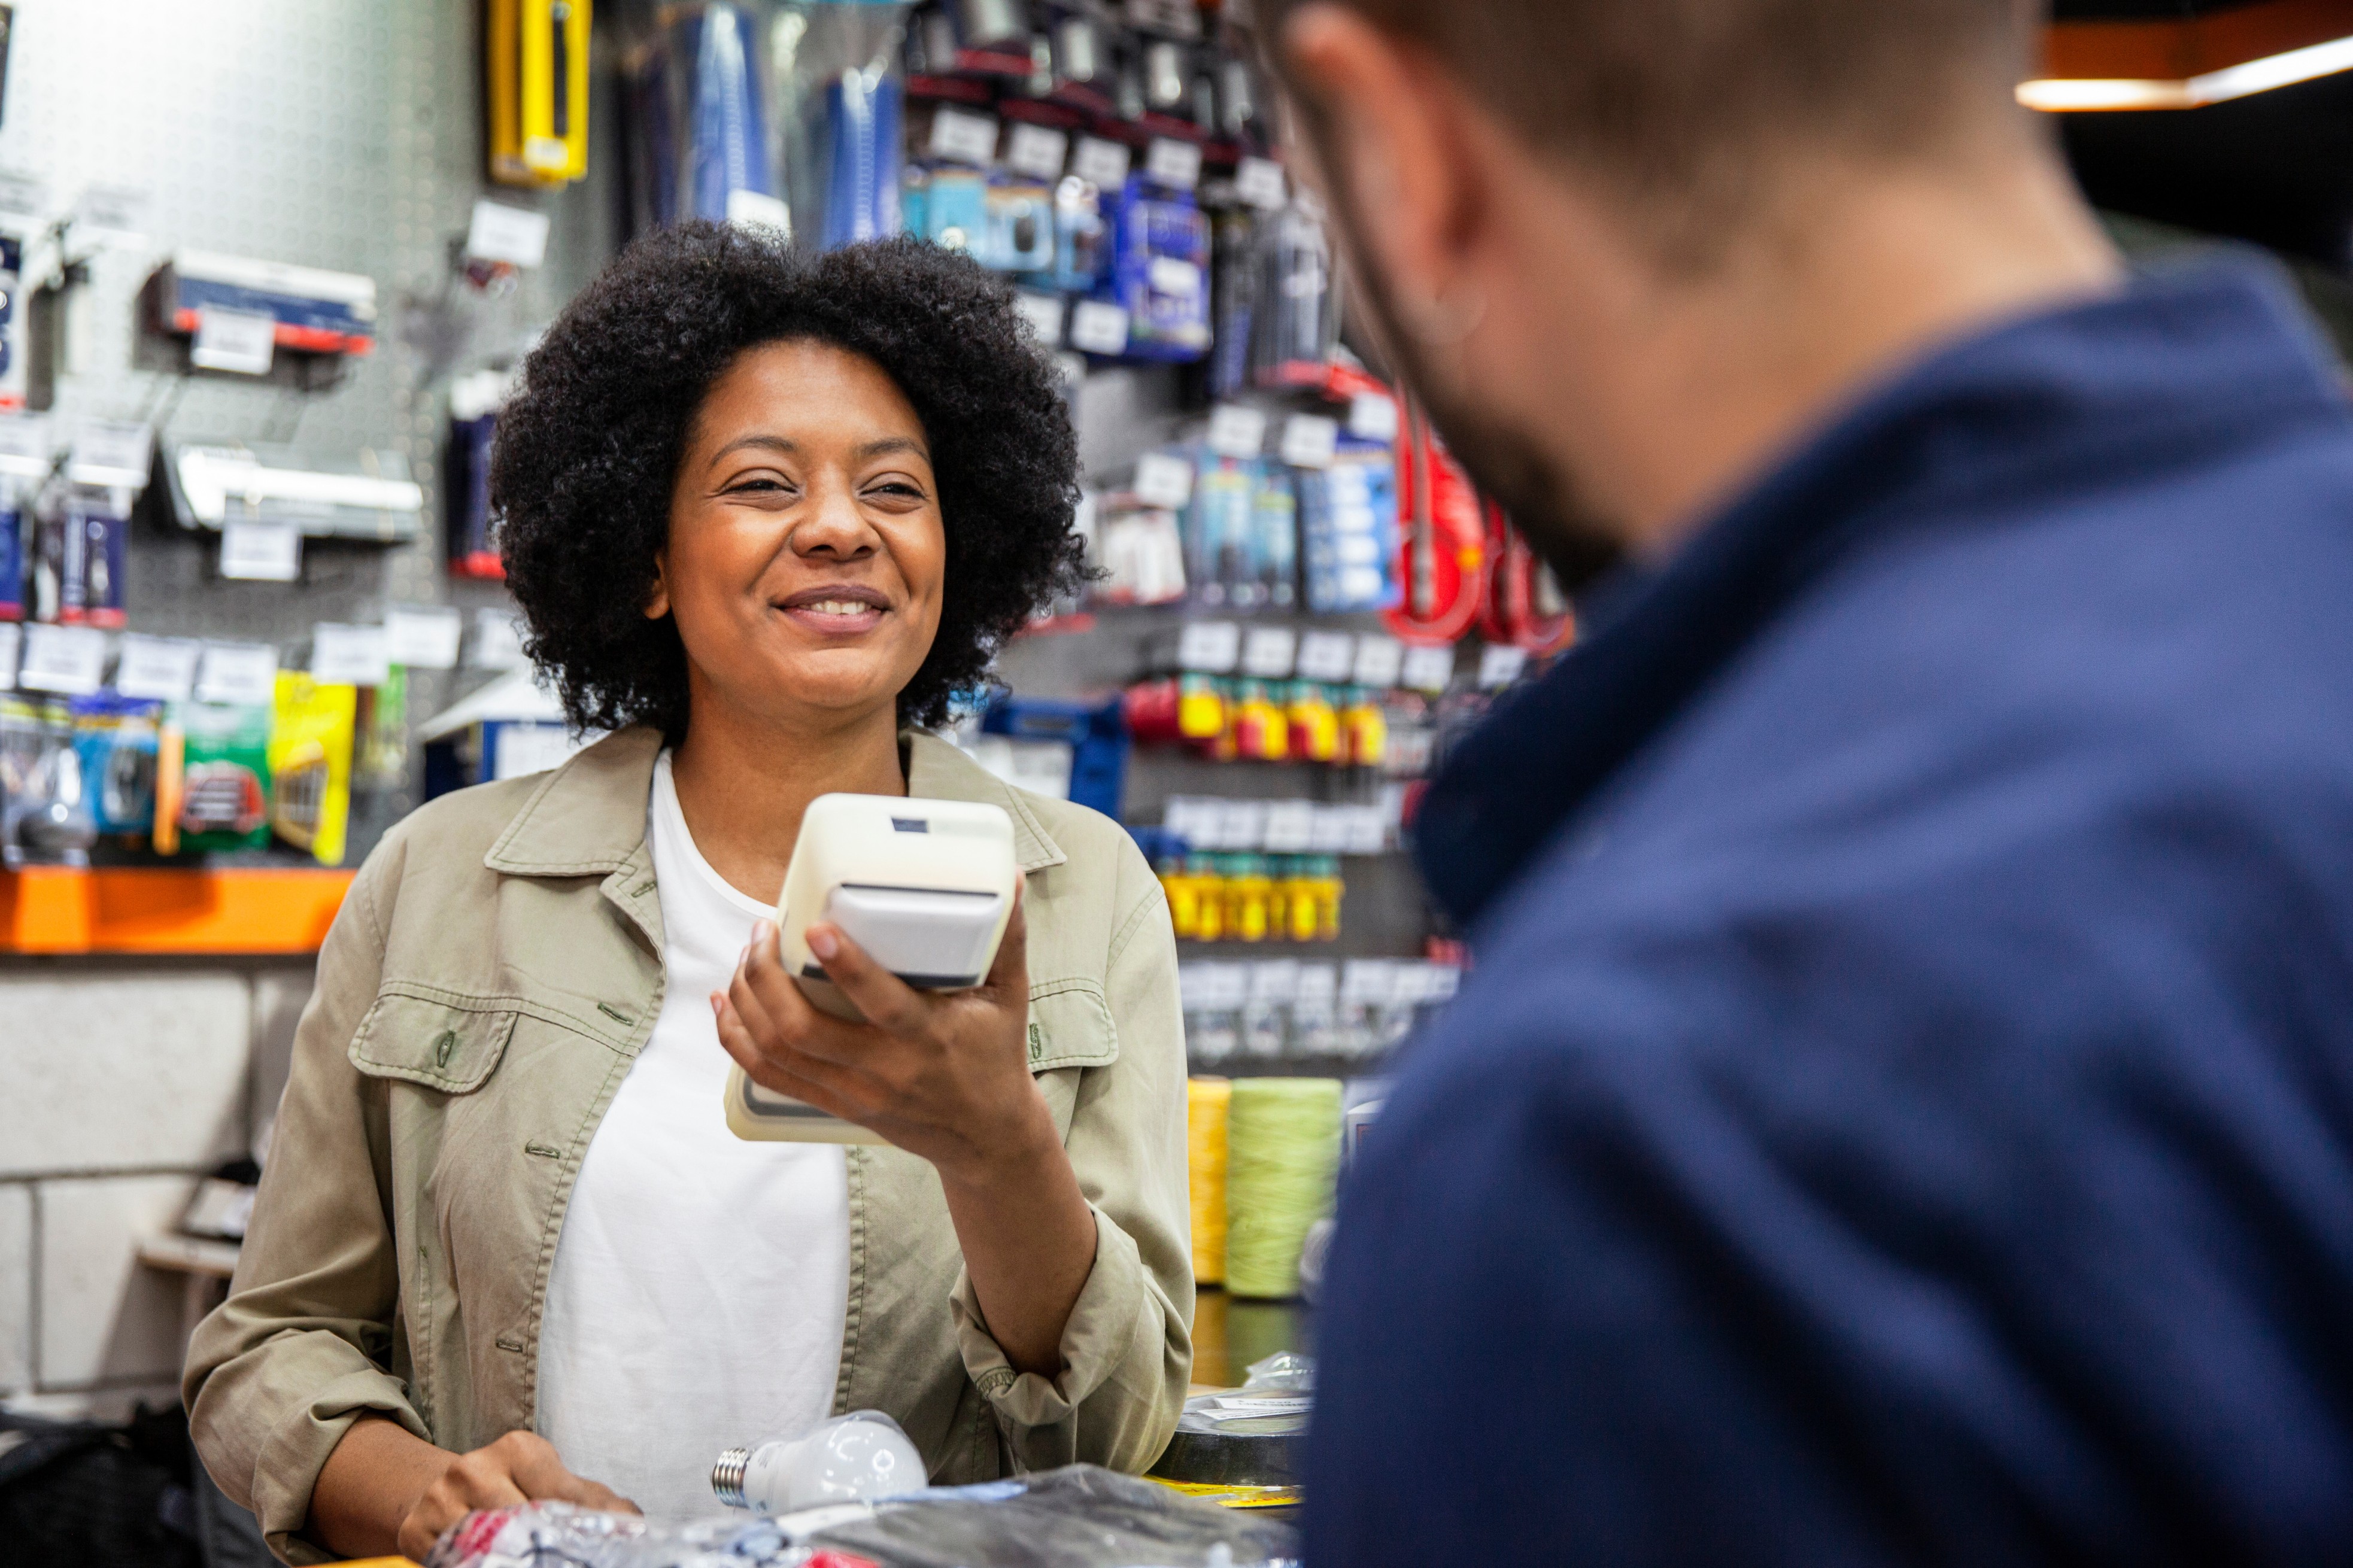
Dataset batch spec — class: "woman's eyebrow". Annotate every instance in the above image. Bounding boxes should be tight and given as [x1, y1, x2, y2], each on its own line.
[708, 433, 798, 469]
[857, 436, 930, 463]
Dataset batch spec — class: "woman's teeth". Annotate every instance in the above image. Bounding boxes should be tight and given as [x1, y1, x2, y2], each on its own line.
[808, 600, 875, 616]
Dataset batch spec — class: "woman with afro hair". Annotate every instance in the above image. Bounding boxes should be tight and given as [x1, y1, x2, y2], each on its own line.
[186, 224, 1192, 1558]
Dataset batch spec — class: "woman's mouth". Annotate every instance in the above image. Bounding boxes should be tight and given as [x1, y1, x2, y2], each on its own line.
[775, 587, 889, 636]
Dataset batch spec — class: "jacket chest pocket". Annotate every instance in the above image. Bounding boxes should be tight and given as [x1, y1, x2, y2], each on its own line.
[1026, 979, 1117, 1137]
[350, 986, 518, 1092]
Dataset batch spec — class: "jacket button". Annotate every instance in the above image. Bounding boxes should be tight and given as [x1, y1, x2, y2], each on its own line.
[432, 1029, 457, 1067]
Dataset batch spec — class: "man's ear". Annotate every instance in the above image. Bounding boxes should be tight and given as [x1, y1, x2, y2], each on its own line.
[645, 552, 671, 619]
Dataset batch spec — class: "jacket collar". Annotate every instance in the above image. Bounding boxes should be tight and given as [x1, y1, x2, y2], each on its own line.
[484, 725, 1068, 877]
[1413, 257, 2353, 932]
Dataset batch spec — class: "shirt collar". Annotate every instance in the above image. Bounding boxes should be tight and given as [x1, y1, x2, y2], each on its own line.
[484, 724, 1068, 877]
[1413, 257, 2353, 932]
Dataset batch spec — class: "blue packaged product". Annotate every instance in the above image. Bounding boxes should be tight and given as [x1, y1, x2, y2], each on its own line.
[71, 693, 162, 835]
[1301, 439, 1401, 613]
[1043, 175, 1108, 293]
[1250, 463, 1300, 612]
[1185, 455, 1252, 609]
[980, 178, 1056, 273]
[1103, 177, 1211, 362]
[0, 481, 25, 621]
[921, 167, 988, 251]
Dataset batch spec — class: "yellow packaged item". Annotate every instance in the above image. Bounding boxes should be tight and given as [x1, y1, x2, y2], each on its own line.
[488, 0, 592, 187]
[1187, 1077, 1231, 1285]
[268, 672, 358, 866]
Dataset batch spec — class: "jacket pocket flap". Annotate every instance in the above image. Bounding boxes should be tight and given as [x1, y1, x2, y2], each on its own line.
[1026, 979, 1118, 1072]
[350, 987, 518, 1092]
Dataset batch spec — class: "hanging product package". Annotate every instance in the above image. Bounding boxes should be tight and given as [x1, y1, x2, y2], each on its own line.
[168, 699, 273, 853]
[627, 1, 782, 232]
[770, 1, 913, 250]
[267, 671, 358, 865]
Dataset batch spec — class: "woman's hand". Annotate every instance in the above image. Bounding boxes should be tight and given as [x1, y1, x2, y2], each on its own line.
[393, 1432, 637, 1561]
[714, 890, 1101, 1376]
[715, 892, 1056, 1184]
[309, 1419, 635, 1563]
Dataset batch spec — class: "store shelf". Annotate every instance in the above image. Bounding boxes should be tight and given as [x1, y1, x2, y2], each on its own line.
[0, 865, 354, 955]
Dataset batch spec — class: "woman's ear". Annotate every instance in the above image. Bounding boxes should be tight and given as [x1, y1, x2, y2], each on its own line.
[644, 551, 671, 619]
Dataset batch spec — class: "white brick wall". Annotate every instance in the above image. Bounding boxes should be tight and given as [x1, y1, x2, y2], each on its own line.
[0, 961, 314, 1406]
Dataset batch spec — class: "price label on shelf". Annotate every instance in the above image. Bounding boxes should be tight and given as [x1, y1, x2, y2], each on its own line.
[1219, 798, 1269, 851]
[1144, 137, 1203, 192]
[1352, 634, 1404, 688]
[1280, 414, 1341, 470]
[1014, 291, 1067, 348]
[385, 604, 464, 670]
[470, 609, 530, 670]
[19, 624, 108, 695]
[1308, 803, 1353, 854]
[197, 642, 280, 706]
[311, 622, 391, 687]
[1241, 625, 1297, 679]
[0, 412, 50, 468]
[1004, 121, 1070, 180]
[1263, 799, 1316, 853]
[218, 513, 301, 581]
[1069, 300, 1130, 357]
[1205, 404, 1267, 460]
[1176, 619, 1241, 674]
[1347, 393, 1401, 443]
[1344, 803, 1389, 855]
[1133, 451, 1196, 510]
[1297, 630, 1356, 682]
[114, 634, 202, 701]
[192, 308, 277, 375]
[1401, 642, 1457, 694]
[928, 106, 1001, 168]
[0, 623, 20, 690]
[68, 420, 154, 487]
[1073, 135, 1132, 190]
[466, 199, 551, 268]
[1343, 959, 1399, 1004]
[1477, 644, 1529, 690]
[1235, 155, 1288, 211]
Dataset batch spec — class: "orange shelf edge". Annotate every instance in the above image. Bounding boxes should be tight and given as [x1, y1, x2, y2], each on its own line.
[0, 866, 356, 956]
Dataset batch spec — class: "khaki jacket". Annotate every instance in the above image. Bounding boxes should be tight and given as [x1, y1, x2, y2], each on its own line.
[184, 728, 1192, 1561]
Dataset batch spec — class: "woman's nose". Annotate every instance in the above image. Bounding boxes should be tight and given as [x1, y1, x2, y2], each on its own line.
[791, 480, 881, 558]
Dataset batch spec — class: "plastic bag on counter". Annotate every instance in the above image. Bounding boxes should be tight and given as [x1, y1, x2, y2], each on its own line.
[427, 1466, 1298, 1568]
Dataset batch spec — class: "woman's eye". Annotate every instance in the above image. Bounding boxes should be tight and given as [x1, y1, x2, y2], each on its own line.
[728, 477, 791, 495]
[869, 482, 925, 500]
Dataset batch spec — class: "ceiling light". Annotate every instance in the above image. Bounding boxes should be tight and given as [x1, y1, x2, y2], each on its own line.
[2021, 32, 2353, 111]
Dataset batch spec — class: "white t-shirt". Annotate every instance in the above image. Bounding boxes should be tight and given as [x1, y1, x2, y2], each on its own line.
[538, 752, 851, 1522]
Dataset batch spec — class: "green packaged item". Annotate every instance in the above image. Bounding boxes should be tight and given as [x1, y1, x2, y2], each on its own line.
[169, 699, 272, 852]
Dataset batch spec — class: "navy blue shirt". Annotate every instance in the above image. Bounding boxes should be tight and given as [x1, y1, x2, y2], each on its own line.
[1306, 263, 2353, 1566]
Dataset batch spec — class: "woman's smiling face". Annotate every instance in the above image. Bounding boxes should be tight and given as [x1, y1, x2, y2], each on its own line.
[650, 339, 947, 734]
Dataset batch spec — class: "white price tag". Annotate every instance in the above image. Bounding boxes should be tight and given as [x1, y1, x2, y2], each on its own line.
[1069, 300, 1130, 356]
[1297, 630, 1356, 683]
[1343, 959, 1398, 1004]
[385, 604, 464, 670]
[1477, 644, 1529, 690]
[1205, 404, 1267, 459]
[470, 609, 530, 670]
[0, 623, 19, 690]
[114, 635, 202, 701]
[218, 513, 301, 581]
[1004, 121, 1070, 180]
[1013, 291, 1066, 348]
[928, 107, 1001, 167]
[1241, 625, 1297, 679]
[18, 624, 108, 695]
[0, 413, 50, 467]
[0, 169, 47, 223]
[725, 188, 792, 236]
[311, 622, 391, 687]
[1133, 451, 1196, 510]
[1351, 634, 1404, 688]
[466, 199, 551, 267]
[1177, 619, 1241, 674]
[1280, 414, 1341, 470]
[68, 420, 153, 487]
[1073, 136, 1133, 190]
[1308, 803, 1352, 854]
[1250, 959, 1302, 1003]
[1401, 642, 1457, 694]
[1263, 798, 1316, 853]
[1344, 803, 1389, 855]
[196, 642, 280, 706]
[1144, 137, 1203, 192]
[1219, 798, 1268, 852]
[1205, 962, 1252, 1010]
[1235, 156, 1289, 211]
[1347, 393, 1401, 443]
[192, 308, 277, 375]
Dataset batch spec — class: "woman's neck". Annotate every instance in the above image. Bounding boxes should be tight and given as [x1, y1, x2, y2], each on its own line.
[667, 697, 908, 906]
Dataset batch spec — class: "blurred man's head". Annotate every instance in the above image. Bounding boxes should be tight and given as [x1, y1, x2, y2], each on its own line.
[1259, 1, 2112, 585]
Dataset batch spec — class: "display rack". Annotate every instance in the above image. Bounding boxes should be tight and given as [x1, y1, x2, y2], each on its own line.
[0, 863, 352, 954]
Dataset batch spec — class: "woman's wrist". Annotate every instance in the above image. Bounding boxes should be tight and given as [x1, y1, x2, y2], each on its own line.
[936, 1086, 1067, 1196]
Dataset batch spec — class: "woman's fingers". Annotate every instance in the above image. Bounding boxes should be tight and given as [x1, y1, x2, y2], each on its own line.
[805, 921, 932, 1035]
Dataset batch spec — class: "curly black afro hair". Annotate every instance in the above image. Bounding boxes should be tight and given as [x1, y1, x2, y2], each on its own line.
[490, 222, 1087, 737]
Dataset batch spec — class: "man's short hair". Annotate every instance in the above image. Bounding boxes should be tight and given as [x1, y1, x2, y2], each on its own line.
[1258, 0, 2036, 253]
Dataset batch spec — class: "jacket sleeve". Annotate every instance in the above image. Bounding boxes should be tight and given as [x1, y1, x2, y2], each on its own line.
[183, 846, 430, 1564]
[949, 838, 1195, 1473]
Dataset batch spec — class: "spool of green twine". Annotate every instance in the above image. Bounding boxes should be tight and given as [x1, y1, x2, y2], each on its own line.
[1223, 1077, 1342, 1300]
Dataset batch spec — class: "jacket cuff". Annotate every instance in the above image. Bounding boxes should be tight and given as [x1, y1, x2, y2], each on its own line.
[251, 1365, 431, 1563]
[950, 1205, 1145, 1426]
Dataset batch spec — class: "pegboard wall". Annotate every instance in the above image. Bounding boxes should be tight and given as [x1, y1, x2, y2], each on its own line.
[0, 0, 623, 837]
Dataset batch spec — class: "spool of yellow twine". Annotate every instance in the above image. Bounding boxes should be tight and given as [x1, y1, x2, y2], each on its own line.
[1223, 1077, 1341, 1300]
[1188, 1078, 1231, 1286]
